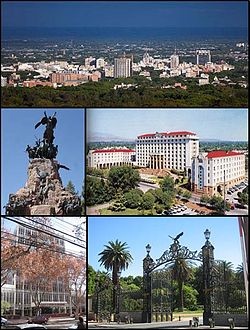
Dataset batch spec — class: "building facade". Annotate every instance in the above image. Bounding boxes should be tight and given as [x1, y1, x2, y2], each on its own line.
[192, 151, 245, 196]
[1, 224, 72, 317]
[170, 54, 180, 69]
[87, 148, 136, 169]
[136, 131, 199, 171]
[114, 57, 132, 78]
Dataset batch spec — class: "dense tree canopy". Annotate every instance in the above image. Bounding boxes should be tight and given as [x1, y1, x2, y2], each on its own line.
[108, 166, 140, 192]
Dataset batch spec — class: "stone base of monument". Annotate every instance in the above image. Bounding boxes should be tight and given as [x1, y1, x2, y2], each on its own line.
[5, 158, 81, 216]
[30, 205, 56, 215]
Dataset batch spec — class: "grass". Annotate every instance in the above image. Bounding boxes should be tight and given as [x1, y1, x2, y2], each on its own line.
[100, 207, 157, 215]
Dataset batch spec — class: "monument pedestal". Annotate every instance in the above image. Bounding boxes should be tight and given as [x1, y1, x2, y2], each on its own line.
[30, 205, 56, 215]
[6, 158, 81, 215]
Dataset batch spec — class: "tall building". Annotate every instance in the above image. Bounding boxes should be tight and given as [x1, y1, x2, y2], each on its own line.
[96, 58, 105, 69]
[87, 148, 136, 169]
[170, 54, 180, 69]
[136, 131, 199, 171]
[191, 150, 245, 196]
[1, 224, 70, 317]
[114, 56, 132, 78]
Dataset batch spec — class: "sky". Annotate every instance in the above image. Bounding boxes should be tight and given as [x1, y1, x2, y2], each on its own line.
[88, 216, 243, 276]
[1, 216, 86, 256]
[87, 108, 248, 142]
[1, 109, 84, 213]
[1, 1, 248, 29]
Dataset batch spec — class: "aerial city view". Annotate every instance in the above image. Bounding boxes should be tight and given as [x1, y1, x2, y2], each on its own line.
[1, 1, 249, 330]
[1, 1, 248, 107]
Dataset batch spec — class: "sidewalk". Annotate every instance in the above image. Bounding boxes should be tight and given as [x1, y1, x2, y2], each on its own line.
[88, 318, 248, 329]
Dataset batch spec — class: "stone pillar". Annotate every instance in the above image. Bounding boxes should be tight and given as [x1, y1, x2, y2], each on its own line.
[202, 237, 214, 325]
[143, 246, 154, 323]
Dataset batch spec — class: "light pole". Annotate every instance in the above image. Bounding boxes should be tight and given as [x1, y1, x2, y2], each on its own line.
[116, 269, 122, 323]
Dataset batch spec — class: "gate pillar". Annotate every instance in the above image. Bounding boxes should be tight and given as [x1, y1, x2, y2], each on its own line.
[202, 229, 214, 326]
[143, 244, 154, 323]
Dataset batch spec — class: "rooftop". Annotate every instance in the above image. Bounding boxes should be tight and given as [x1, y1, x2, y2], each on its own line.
[207, 150, 244, 158]
[92, 149, 135, 154]
[138, 131, 196, 138]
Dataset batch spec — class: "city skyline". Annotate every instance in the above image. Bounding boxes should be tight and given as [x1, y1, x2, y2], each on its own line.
[2, 1, 247, 29]
[87, 109, 248, 142]
[88, 216, 243, 277]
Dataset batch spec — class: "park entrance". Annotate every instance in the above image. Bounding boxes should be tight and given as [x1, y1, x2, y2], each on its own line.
[92, 230, 247, 325]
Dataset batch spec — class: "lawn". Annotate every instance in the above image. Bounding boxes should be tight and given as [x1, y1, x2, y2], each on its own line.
[100, 208, 157, 215]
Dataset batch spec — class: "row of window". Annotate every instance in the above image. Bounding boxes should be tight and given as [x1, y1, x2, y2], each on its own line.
[208, 156, 244, 164]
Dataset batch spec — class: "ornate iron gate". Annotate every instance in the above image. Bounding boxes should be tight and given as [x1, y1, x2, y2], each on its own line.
[151, 269, 173, 322]
[143, 230, 214, 325]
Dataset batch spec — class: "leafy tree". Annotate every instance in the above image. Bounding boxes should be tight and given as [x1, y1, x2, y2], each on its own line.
[182, 285, 199, 310]
[238, 191, 248, 206]
[88, 265, 97, 296]
[160, 176, 176, 197]
[1, 300, 11, 315]
[66, 180, 77, 195]
[182, 190, 192, 200]
[109, 189, 126, 212]
[200, 195, 210, 205]
[108, 166, 140, 192]
[141, 192, 155, 210]
[98, 240, 133, 312]
[155, 204, 164, 214]
[124, 189, 143, 209]
[209, 195, 230, 213]
[188, 266, 204, 306]
[61, 256, 86, 315]
[152, 188, 173, 209]
[86, 176, 114, 206]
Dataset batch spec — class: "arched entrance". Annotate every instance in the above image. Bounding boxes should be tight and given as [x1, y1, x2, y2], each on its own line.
[143, 230, 214, 325]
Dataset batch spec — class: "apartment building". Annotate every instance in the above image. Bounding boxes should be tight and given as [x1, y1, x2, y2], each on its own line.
[136, 131, 199, 172]
[114, 57, 132, 78]
[191, 150, 246, 196]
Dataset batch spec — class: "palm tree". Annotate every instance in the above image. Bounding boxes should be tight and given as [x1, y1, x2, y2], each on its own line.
[215, 261, 234, 282]
[236, 263, 244, 289]
[169, 258, 192, 311]
[98, 240, 133, 312]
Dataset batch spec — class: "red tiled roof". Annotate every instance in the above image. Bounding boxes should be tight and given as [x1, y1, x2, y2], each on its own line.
[163, 131, 196, 136]
[207, 150, 243, 158]
[93, 149, 135, 154]
[138, 131, 196, 138]
[138, 133, 156, 138]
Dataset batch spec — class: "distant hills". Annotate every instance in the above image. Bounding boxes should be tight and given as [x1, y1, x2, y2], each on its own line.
[88, 133, 246, 144]
[88, 132, 135, 142]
